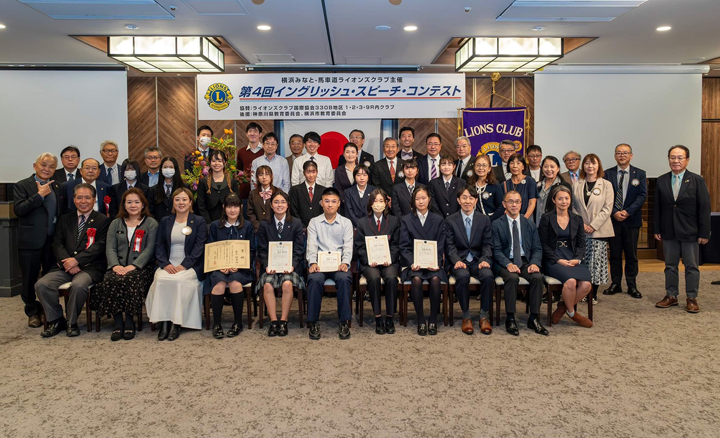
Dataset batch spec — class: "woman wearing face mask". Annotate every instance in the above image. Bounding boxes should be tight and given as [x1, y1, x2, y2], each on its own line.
[197, 150, 240, 225]
[110, 158, 153, 218]
[467, 154, 504, 221]
[247, 165, 283, 232]
[256, 191, 305, 337]
[354, 189, 400, 335]
[207, 193, 255, 339]
[92, 188, 158, 341]
[153, 157, 187, 222]
[535, 155, 572, 226]
[343, 164, 374, 228]
[333, 143, 359, 202]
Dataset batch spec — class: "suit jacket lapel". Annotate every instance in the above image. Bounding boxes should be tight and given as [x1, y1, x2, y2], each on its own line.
[677, 171, 691, 200]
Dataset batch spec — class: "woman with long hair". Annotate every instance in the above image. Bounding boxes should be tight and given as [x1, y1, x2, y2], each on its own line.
[153, 157, 187, 222]
[467, 154, 504, 221]
[535, 155, 572, 226]
[197, 149, 240, 225]
[247, 165, 283, 232]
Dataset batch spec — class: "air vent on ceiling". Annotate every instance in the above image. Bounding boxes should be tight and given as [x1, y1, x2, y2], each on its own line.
[17, 0, 175, 20]
[497, 0, 648, 22]
[182, 0, 248, 15]
[254, 54, 296, 63]
[345, 56, 382, 65]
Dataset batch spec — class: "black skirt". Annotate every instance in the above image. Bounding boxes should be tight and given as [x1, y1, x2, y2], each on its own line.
[91, 265, 155, 316]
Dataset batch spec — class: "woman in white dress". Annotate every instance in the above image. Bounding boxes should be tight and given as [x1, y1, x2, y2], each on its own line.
[146, 187, 207, 341]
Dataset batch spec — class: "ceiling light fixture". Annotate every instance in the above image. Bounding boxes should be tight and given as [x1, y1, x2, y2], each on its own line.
[0, 24, 6, 29]
[125, 24, 138, 30]
[455, 37, 563, 73]
[375, 25, 391, 30]
[257, 25, 271, 31]
[656, 26, 671, 31]
[107, 36, 225, 73]
[532, 26, 545, 31]
[404, 25, 417, 31]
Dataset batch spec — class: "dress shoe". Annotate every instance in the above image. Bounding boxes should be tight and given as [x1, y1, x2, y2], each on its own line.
[157, 321, 170, 341]
[686, 298, 700, 313]
[627, 286, 642, 299]
[167, 324, 180, 341]
[479, 318, 492, 335]
[712, 280, 720, 285]
[527, 318, 549, 336]
[569, 312, 593, 328]
[338, 322, 351, 340]
[505, 318, 519, 336]
[28, 314, 43, 328]
[428, 323, 438, 336]
[308, 322, 321, 340]
[111, 329, 123, 342]
[123, 329, 136, 341]
[212, 325, 225, 339]
[277, 320, 288, 337]
[66, 324, 80, 337]
[655, 296, 678, 308]
[41, 319, 67, 338]
[602, 283, 622, 295]
[375, 320, 386, 335]
[227, 323, 242, 337]
[384, 319, 396, 334]
[417, 323, 427, 336]
[268, 321, 279, 337]
[552, 302, 567, 324]
[461, 318, 474, 335]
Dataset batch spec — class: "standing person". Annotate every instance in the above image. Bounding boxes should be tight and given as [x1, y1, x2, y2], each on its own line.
[391, 159, 421, 217]
[501, 153, 538, 220]
[110, 158, 153, 218]
[248, 165, 283, 232]
[64, 158, 112, 216]
[14, 153, 61, 327]
[197, 150, 240, 225]
[36, 183, 110, 337]
[354, 189, 400, 334]
[305, 188, 354, 340]
[445, 186, 494, 335]
[416, 133, 443, 185]
[291, 131, 334, 188]
[398, 126, 423, 162]
[343, 165, 374, 228]
[289, 161, 326, 228]
[207, 193, 255, 339]
[603, 143, 647, 299]
[334, 142, 358, 201]
[399, 186, 447, 336]
[236, 122, 264, 201]
[139, 146, 163, 187]
[338, 129, 375, 167]
[492, 139, 516, 183]
[53, 146, 81, 183]
[654, 145, 711, 313]
[428, 155, 466, 218]
[98, 140, 121, 186]
[539, 186, 593, 327]
[468, 154, 504, 221]
[251, 132, 290, 194]
[184, 125, 214, 173]
[146, 187, 206, 341]
[560, 151, 582, 185]
[535, 156, 572, 226]
[370, 137, 404, 197]
[571, 153, 614, 305]
[92, 188, 158, 341]
[153, 157, 187, 222]
[454, 136, 476, 183]
[491, 191, 548, 336]
[286, 134, 305, 170]
[526, 145, 543, 182]
[257, 191, 306, 337]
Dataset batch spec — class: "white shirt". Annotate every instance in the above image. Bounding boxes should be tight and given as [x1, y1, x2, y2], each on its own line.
[104, 163, 120, 185]
[529, 168, 541, 182]
[291, 153, 334, 188]
[247, 143, 263, 154]
[274, 214, 287, 229]
[616, 165, 630, 205]
[64, 168, 80, 180]
[427, 155, 440, 180]
[386, 157, 398, 173]
[82, 179, 99, 211]
[306, 214, 354, 265]
[502, 161, 511, 180]
[251, 153, 291, 193]
[357, 186, 367, 199]
[417, 211, 428, 227]
[505, 215, 525, 258]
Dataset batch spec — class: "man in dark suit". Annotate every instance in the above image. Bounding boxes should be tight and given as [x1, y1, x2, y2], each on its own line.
[14, 153, 62, 327]
[36, 183, 110, 337]
[428, 155, 467, 218]
[391, 159, 421, 217]
[139, 146, 163, 188]
[454, 137, 476, 183]
[446, 186, 494, 335]
[416, 133, 443, 185]
[654, 145, 711, 313]
[491, 191, 548, 336]
[63, 158, 112, 216]
[603, 143, 647, 299]
[398, 126, 423, 162]
[338, 129, 375, 167]
[289, 160, 326, 228]
[491, 139, 516, 183]
[370, 137, 404, 197]
[52, 146, 81, 183]
[98, 140, 121, 186]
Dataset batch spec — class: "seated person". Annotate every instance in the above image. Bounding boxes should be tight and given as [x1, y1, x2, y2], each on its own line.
[428, 154, 466, 218]
[248, 165, 284, 232]
[257, 191, 306, 337]
[92, 188, 158, 341]
[36, 183, 110, 338]
[146, 187, 207, 341]
[305, 188, 354, 340]
[343, 164, 374, 228]
[399, 186, 447, 336]
[538, 185, 593, 327]
[197, 149, 240, 225]
[354, 189, 400, 335]
[289, 160, 325, 228]
[207, 193, 255, 339]
[391, 159, 422, 217]
[491, 191, 548, 337]
[110, 158, 153, 218]
[468, 154, 504, 221]
[445, 186, 494, 335]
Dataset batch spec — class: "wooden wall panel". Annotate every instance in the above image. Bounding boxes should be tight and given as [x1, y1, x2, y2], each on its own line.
[157, 77, 196, 172]
[438, 118, 460, 159]
[701, 121, 720, 211]
[515, 78, 535, 146]
[475, 78, 492, 108]
[127, 77, 157, 167]
[398, 119, 435, 155]
[465, 77, 474, 108]
[702, 78, 720, 119]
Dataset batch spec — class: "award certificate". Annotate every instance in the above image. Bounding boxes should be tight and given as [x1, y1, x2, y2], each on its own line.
[204, 240, 250, 272]
[413, 239, 438, 269]
[318, 251, 342, 272]
[268, 242, 293, 273]
[365, 236, 391, 265]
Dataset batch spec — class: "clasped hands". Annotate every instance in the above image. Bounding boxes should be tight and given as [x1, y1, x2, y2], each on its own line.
[453, 260, 490, 270]
[506, 262, 539, 274]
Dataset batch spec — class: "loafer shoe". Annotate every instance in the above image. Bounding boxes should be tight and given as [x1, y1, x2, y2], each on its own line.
[655, 296, 678, 308]
[686, 298, 699, 313]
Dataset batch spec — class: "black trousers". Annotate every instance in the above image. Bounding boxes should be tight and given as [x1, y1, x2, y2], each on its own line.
[451, 263, 493, 315]
[609, 220, 639, 288]
[498, 258, 543, 315]
[18, 236, 55, 317]
[362, 265, 399, 316]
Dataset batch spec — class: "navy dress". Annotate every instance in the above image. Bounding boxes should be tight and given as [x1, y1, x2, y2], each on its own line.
[475, 183, 505, 221]
[207, 219, 256, 287]
[501, 176, 538, 216]
[545, 225, 591, 283]
[539, 212, 591, 284]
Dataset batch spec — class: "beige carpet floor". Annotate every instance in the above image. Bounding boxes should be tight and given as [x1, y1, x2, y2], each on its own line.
[1, 272, 719, 437]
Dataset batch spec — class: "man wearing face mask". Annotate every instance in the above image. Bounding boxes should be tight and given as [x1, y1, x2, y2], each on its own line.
[63, 158, 112, 216]
[184, 125, 214, 174]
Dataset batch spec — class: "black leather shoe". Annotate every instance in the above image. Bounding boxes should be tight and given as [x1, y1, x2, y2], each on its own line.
[308, 322, 321, 340]
[28, 314, 43, 328]
[338, 322, 351, 340]
[527, 318, 549, 336]
[602, 283, 622, 295]
[167, 324, 180, 341]
[627, 286, 642, 299]
[277, 320, 288, 337]
[111, 329, 123, 342]
[268, 321, 279, 337]
[212, 325, 224, 339]
[505, 318, 519, 336]
[41, 319, 67, 338]
[384, 319, 396, 334]
[123, 328, 135, 341]
[227, 323, 242, 337]
[66, 324, 80, 337]
[428, 323, 438, 336]
[157, 321, 170, 341]
[375, 320, 386, 335]
[417, 323, 427, 336]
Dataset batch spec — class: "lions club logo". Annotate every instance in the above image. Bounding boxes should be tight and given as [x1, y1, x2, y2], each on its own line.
[205, 83, 233, 111]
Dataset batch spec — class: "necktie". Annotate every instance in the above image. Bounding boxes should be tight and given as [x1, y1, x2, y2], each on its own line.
[165, 184, 172, 198]
[430, 159, 438, 180]
[68, 172, 74, 181]
[456, 161, 463, 178]
[308, 186, 313, 202]
[672, 175, 680, 200]
[77, 214, 86, 241]
[615, 170, 626, 211]
[512, 219, 521, 267]
[389, 161, 396, 182]
[377, 219, 381, 232]
[465, 217, 473, 261]
[310, 156, 315, 162]
[277, 220, 283, 237]
[571, 172, 577, 183]
[445, 181, 450, 191]
[107, 167, 114, 185]
[408, 185, 414, 194]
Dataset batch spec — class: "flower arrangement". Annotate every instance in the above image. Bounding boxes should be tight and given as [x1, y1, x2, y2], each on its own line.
[182, 128, 249, 199]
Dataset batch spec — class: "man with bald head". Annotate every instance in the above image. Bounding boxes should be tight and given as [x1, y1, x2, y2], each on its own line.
[63, 158, 112, 215]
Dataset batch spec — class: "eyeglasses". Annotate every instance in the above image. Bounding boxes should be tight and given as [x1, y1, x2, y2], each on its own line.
[527, 154, 542, 159]
[146, 155, 161, 160]
[564, 158, 579, 163]
[62, 154, 78, 160]
[102, 149, 118, 154]
[505, 200, 522, 205]
[264, 142, 278, 146]
[615, 152, 631, 156]
[500, 149, 515, 153]
[669, 156, 687, 162]
[476, 164, 489, 169]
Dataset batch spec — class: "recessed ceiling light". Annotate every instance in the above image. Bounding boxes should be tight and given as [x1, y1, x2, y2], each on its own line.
[257, 25, 271, 31]
[0, 24, 6, 29]
[656, 26, 671, 31]
[532, 26, 545, 31]
[375, 25, 391, 31]
[404, 25, 417, 31]
[125, 24, 139, 30]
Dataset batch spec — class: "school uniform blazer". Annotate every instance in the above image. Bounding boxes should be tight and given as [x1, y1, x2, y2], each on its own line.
[399, 212, 447, 280]
[52, 210, 110, 283]
[110, 181, 154, 218]
[155, 213, 207, 279]
[354, 214, 400, 271]
[455, 156, 477, 183]
[474, 183, 506, 222]
[370, 158, 405, 196]
[333, 165, 354, 202]
[428, 176, 467, 218]
[63, 178, 113, 216]
[106, 216, 158, 269]
[653, 170, 711, 241]
[208, 219, 256, 277]
[289, 183, 326, 227]
[152, 182, 188, 222]
[491, 214, 542, 271]
[13, 175, 62, 250]
[571, 178, 614, 239]
[344, 184, 375, 228]
[391, 183, 422, 217]
[257, 216, 305, 274]
[338, 150, 375, 168]
[604, 165, 647, 229]
[196, 177, 240, 225]
[247, 187, 284, 232]
[538, 211, 586, 265]
[444, 211, 493, 269]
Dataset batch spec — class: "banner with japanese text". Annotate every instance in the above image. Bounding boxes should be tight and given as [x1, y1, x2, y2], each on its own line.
[461, 107, 527, 166]
[197, 73, 465, 120]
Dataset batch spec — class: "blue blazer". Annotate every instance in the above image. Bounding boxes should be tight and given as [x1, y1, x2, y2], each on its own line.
[344, 184, 375, 228]
[475, 183, 505, 221]
[491, 214, 543, 272]
[207, 219, 256, 277]
[156, 213, 207, 279]
[63, 178, 113, 216]
[603, 165, 647, 228]
[257, 216, 306, 273]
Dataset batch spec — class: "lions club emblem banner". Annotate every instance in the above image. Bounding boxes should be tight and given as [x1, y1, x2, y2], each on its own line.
[461, 107, 527, 166]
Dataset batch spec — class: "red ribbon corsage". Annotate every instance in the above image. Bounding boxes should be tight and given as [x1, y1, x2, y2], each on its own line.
[103, 196, 112, 217]
[86, 228, 97, 249]
[133, 229, 145, 252]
